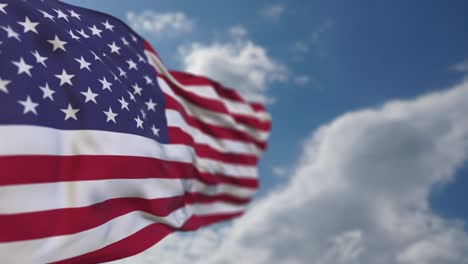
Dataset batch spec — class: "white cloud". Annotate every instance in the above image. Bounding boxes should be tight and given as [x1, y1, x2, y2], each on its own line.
[272, 166, 289, 178]
[292, 19, 333, 55]
[261, 4, 285, 21]
[453, 59, 468, 73]
[397, 231, 468, 264]
[293, 41, 310, 53]
[111, 78, 468, 264]
[178, 39, 287, 103]
[294, 75, 311, 86]
[229, 25, 248, 39]
[126, 11, 193, 36]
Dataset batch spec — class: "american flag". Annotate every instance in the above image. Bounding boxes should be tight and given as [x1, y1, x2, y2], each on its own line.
[0, 0, 270, 263]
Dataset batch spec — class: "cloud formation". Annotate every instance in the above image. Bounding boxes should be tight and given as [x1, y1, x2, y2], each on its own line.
[260, 4, 285, 21]
[178, 38, 287, 103]
[229, 25, 248, 39]
[112, 78, 468, 264]
[292, 19, 333, 55]
[453, 59, 468, 73]
[272, 166, 290, 178]
[126, 11, 193, 36]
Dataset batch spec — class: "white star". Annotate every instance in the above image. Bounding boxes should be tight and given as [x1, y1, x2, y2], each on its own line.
[121, 37, 129, 46]
[61, 104, 80, 120]
[18, 16, 39, 34]
[117, 67, 127, 78]
[69, 9, 81, 20]
[118, 97, 129, 111]
[76, 29, 89, 39]
[80, 87, 98, 104]
[88, 25, 102, 38]
[131, 34, 138, 42]
[103, 107, 118, 123]
[55, 69, 74, 86]
[75, 56, 91, 71]
[47, 35, 67, 51]
[108, 41, 120, 54]
[145, 98, 157, 111]
[111, 71, 121, 82]
[54, 9, 69, 21]
[134, 116, 144, 129]
[137, 53, 146, 63]
[0, 3, 7, 14]
[18, 96, 39, 115]
[151, 125, 160, 137]
[140, 109, 147, 119]
[1, 25, 20, 41]
[68, 30, 80, 40]
[132, 83, 143, 96]
[102, 20, 114, 31]
[91, 51, 103, 62]
[127, 91, 136, 102]
[12, 57, 33, 77]
[38, 9, 55, 21]
[31, 50, 48, 67]
[0, 77, 11, 93]
[144, 75, 153, 85]
[99, 76, 112, 91]
[39, 83, 55, 101]
[126, 59, 138, 70]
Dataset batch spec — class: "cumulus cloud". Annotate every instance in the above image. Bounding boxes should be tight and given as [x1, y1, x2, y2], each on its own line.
[260, 4, 285, 21]
[112, 78, 468, 264]
[126, 11, 193, 36]
[178, 39, 287, 103]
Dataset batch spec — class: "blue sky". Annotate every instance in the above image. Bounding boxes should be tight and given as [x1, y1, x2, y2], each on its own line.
[62, 1, 468, 263]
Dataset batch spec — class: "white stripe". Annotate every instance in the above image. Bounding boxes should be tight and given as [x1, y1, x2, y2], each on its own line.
[158, 77, 270, 142]
[167, 109, 262, 156]
[0, 204, 244, 263]
[197, 158, 257, 179]
[0, 125, 257, 178]
[0, 178, 255, 214]
[221, 95, 270, 121]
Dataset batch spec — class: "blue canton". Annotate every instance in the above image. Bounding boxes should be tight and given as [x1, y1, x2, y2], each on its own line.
[0, 0, 169, 143]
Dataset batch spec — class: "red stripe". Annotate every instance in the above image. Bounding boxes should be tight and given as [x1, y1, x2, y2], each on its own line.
[52, 213, 241, 264]
[165, 96, 267, 150]
[180, 212, 243, 230]
[169, 71, 246, 102]
[0, 156, 259, 188]
[160, 75, 271, 130]
[53, 223, 173, 264]
[167, 71, 268, 114]
[168, 127, 259, 165]
[250, 102, 266, 112]
[0, 195, 248, 242]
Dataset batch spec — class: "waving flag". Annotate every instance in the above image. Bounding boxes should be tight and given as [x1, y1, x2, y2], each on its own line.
[0, 0, 270, 263]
